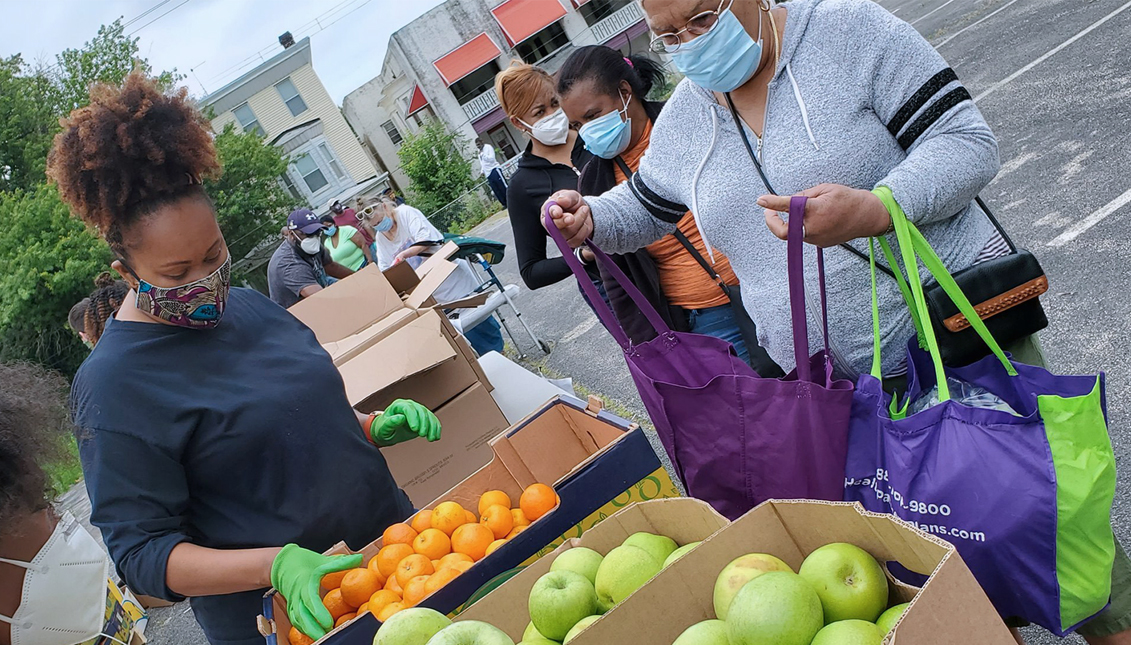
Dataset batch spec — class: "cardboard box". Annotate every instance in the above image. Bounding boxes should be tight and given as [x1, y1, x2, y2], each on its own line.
[518, 500, 1014, 645]
[337, 309, 479, 413]
[287, 265, 403, 343]
[320, 309, 416, 366]
[260, 396, 682, 645]
[457, 498, 729, 637]
[380, 382, 509, 506]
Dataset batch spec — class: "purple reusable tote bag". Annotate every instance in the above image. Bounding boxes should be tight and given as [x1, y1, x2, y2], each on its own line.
[544, 196, 854, 519]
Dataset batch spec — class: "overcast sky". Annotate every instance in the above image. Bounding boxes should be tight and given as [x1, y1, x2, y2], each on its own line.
[0, 0, 446, 104]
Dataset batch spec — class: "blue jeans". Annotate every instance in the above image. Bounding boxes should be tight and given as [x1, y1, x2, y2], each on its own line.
[687, 303, 750, 366]
[463, 316, 504, 356]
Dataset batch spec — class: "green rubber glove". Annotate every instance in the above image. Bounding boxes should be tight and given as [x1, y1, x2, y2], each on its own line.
[271, 544, 362, 640]
[369, 399, 442, 446]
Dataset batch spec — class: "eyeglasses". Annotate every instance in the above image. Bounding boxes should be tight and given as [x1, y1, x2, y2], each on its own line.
[356, 205, 377, 220]
[649, 0, 731, 53]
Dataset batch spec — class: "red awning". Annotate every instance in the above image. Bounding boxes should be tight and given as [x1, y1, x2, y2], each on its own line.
[406, 85, 429, 116]
[433, 33, 502, 86]
[491, 0, 568, 46]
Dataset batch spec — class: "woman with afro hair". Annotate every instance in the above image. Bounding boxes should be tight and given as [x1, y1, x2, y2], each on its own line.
[50, 71, 441, 645]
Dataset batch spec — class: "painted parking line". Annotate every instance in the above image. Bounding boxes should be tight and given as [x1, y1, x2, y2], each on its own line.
[911, 0, 957, 24]
[936, 0, 1020, 47]
[1048, 188, 1131, 247]
[974, 0, 1131, 102]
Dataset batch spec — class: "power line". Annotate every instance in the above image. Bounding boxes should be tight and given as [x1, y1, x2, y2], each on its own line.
[123, 0, 173, 28]
[127, 0, 193, 35]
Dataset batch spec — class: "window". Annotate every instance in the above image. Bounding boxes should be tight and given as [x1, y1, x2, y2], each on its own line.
[318, 143, 346, 179]
[278, 173, 302, 200]
[450, 62, 501, 105]
[382, 120, 403, 145]
[275, 77, 308, 116]
[293, 153, 328, 193]
[578, 0, 630, 26]
[233, 103, 264, 136]
[515, 22, 569, 65]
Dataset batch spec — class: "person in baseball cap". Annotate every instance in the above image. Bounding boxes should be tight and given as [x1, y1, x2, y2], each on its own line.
[268, 208, 354, 307]
[327, 198, 357, 228]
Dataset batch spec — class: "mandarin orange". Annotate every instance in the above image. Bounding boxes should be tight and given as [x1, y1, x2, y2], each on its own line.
[410, 510, 432, 533]
[374, 543, 414, 579]
[479, 504, 513, 539]
[424, 567, 461, 594]
[395, 553, 435, 587]
[451, 522, 494, 561]
[382, 523, 418, 547]
[477, 490, 512, 517]
[289, 626, 315, 645]
[412, 528, 451, 560]
[376, 601, 405, 622]
[322, 588, 352, 620]
[402, 575, 431, 607]
[431, 501, 466, 536]
[437, 552, 474, 570]
[520, 483, 558, 521]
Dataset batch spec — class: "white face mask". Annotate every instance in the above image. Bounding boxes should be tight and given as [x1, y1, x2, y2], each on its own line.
[0, 512, 110, 645]
[520, 109, 570, 146]
[299, 235, 322, 255]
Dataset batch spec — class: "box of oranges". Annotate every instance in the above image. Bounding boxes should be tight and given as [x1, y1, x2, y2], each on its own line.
[259, 395, 680, 645]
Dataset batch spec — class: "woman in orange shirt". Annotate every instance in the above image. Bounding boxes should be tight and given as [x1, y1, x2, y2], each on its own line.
[559, 46, 781, 376]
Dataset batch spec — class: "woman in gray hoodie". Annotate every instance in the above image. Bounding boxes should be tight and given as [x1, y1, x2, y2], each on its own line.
[546, 0, 1131, 640]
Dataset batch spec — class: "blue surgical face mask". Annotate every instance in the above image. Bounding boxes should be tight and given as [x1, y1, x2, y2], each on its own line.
[375, 216, 394, 233]
[579, 92, 634, 159]
[672, 6, 763, 93]
[325, 225, 338, 236]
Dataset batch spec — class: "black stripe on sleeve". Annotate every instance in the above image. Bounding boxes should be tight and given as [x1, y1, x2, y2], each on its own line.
[897, 87, 973, 150]
[887, 68, 958, 138]
[628, 173, 687, 224]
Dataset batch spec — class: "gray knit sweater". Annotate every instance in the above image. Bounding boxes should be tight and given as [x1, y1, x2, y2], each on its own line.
[588, 0, 999, 377]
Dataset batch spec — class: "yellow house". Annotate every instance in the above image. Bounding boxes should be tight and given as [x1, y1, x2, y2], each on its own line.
[201, 35, 387, 212]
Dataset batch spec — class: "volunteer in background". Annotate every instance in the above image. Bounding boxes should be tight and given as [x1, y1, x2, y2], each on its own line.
[318, 213, 375, 270]
[370, 199, 504, 356]
[266, 209, 354, 308]
[476, 137, 508, 207]
[327, 198, 357, 228]
[83, 272, 130, 347]
[68, 297, 91, 347]
[49, 72, 443, 645]
[0, 362, 114, 645]
[496, 61, 603, 294]
[545, 0, 1131, 640]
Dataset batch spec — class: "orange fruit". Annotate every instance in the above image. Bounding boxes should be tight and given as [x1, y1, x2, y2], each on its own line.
[289, 626, 315, 645]
[438, 552, 474, 570]
[465, 509, 478, 524]
[357, 602, 369, 616]
[413, 528, 452, 560]
[384, 573, 403, 595]
[365, 556, 388, 586]
[376, 601, 406, 622]
[506, 525, 529, 539]
[340, 568, 382, 608]
[451, 522, 494, 561]
[395, 553, 435, 587]
[321, 568, 350, 591]
[335, 612, 357, 628]
[425, 567, 462, 594]
[511, 508, 531, 528]
[520, 483, 558, 521]
[322, 588, 352, 621]
[402, 574, 431, 606]
[449, 561, 474, 573]
[367, 589, 400, 616]
[431, 559, 442, 570]
[431, 501, 467, 536]
[485, 539, 507, 557]
[478, 490, 512, 517]
[382, 523, 419, 547]
[480, 504, 514, 539]
[375, 543, 414, 579]
[410, 510, 433, 533]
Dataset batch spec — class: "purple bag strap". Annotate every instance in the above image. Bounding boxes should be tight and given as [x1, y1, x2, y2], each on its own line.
[542, 203, 672, 349]
[786, 196, 831, 384]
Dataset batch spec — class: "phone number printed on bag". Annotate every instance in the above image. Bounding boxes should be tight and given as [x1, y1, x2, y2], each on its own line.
[846, 469, 986, 543]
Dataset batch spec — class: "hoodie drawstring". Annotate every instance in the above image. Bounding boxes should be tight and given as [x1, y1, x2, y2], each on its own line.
[689, 107, 720, 263]
[786, 64, 819, 151]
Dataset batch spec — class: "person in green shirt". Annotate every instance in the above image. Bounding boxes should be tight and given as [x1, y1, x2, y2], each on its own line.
[319, 214, 374, 271]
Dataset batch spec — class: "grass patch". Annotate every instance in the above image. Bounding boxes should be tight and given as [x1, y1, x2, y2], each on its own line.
[44, 436, 82, 499]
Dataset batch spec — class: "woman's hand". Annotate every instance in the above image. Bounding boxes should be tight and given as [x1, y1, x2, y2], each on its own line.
[367, 399, 441, 446]
[272, 545, 362, 640]
[758, 184, 892, 247]
[542, 191, 593, 249]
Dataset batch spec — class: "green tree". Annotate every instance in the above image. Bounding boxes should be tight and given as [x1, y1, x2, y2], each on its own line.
[396, 120, 476, 228]
[207, 123, 301, 264]
[0, 56, 59, 194]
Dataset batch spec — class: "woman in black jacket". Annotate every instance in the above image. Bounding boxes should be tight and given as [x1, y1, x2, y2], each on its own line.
[496, 61, 603, 293]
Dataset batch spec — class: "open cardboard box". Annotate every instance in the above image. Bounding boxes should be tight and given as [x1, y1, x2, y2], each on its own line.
[504, 500, 1014, 645]
[287, 265, 404, 344]
[260, 396, 681, 645]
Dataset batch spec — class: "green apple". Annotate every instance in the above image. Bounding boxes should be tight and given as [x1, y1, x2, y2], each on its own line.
[528, 571, 598, 641]
[712, 553, 793, 620]
[621, 532, 678, 564]
[593, 545, 662, 609]
[373, 607, 451, 645]
[424, 621, 514, 645]
[798, 543, 889, 623]
[520, 623, 547, 642]
[663, 542, 701, 568]
[672, 619, 728, 645]
[876, 602, 910, 634]
[551, 548, 604, 586]
[811, 620, 884, 645]
[725, 571, 823, 645]
[518, 639, 558, 645]
[562, 615, 600, 643]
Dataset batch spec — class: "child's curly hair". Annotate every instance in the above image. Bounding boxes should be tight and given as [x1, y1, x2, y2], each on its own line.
[0, 363, 71, 536]
[84, 272, 129, 345]
[46, 71, 221, 257]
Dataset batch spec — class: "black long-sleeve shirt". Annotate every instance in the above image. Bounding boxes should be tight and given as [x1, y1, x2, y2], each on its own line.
[505, 142, 599, 290]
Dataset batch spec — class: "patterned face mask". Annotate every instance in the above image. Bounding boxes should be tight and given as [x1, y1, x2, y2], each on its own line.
[131, 255, 232, 329]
